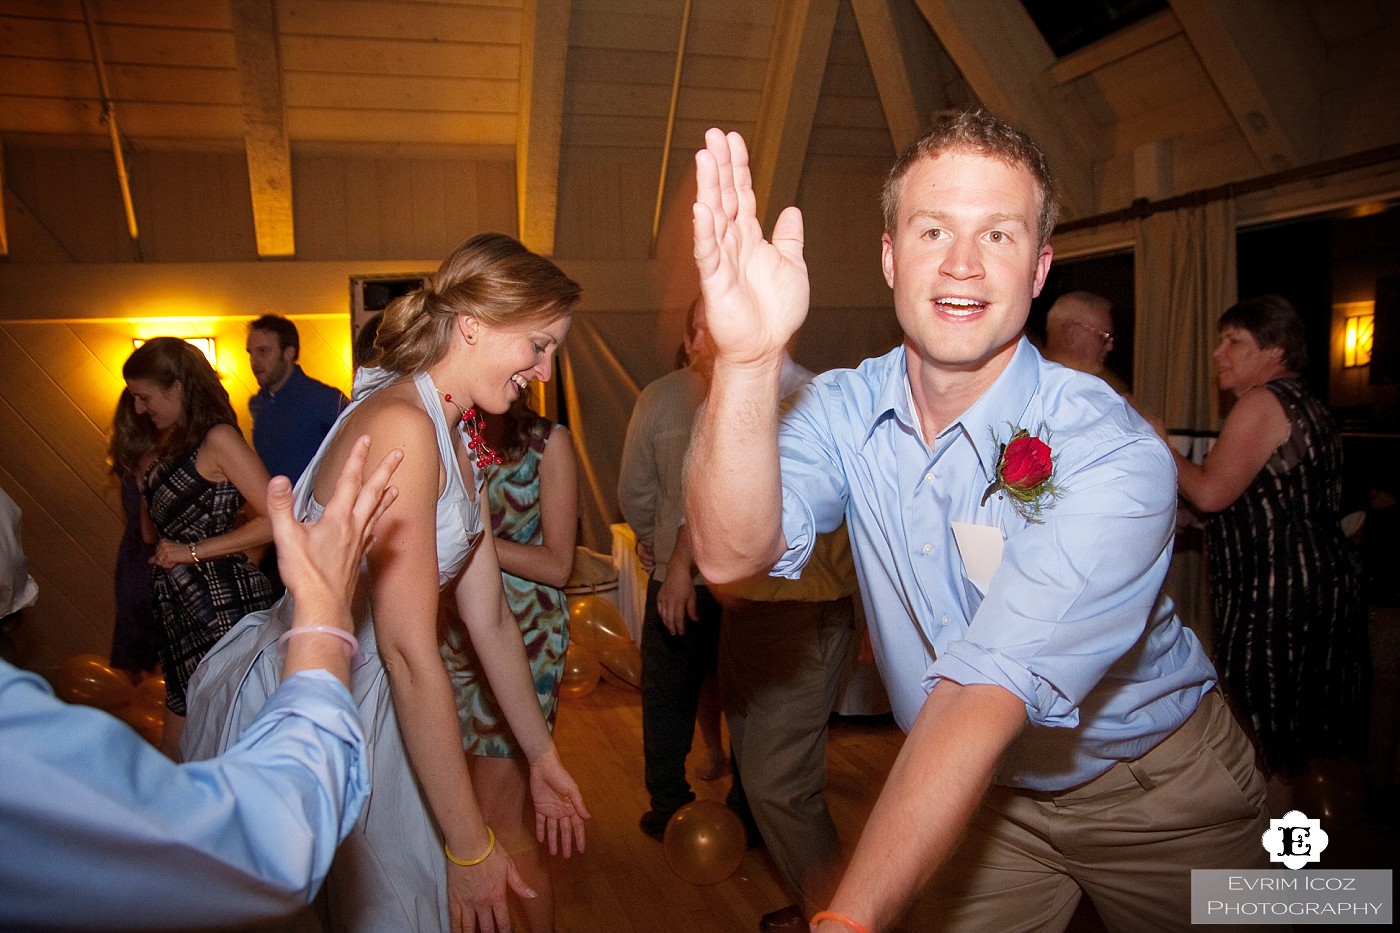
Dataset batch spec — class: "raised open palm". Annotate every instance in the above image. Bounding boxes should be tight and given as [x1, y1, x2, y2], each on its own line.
[692, 128, 810, 365]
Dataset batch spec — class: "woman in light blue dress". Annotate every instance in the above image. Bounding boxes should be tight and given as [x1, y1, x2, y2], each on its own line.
[183, 233, 589, 933]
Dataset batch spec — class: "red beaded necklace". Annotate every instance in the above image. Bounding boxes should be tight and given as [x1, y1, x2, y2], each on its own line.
[438, 391, 502, 468]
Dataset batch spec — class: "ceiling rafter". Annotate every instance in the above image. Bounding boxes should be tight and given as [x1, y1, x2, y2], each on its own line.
[231, 0, 294, 257]
[1169, 0, 1322, 171]
[750, 0, 841, 230]
[911, 0, 1096, 219]
[848, 0, 945, 154]
[517, 0, 571, 257]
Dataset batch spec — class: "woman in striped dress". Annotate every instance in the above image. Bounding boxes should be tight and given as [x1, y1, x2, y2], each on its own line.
[1175, 295, 1368, 791]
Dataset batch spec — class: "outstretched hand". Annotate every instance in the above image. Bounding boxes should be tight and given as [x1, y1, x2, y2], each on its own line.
[693, 128, 809, 366]
[529, 747, 591, 858]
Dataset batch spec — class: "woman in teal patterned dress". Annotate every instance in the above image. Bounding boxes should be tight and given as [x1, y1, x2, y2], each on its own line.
[1175, 295, 1368, 802]
[443, 395, 578, 933]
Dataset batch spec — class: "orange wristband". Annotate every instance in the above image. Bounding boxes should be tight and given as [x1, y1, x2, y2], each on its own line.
[810, 911, 873, 933]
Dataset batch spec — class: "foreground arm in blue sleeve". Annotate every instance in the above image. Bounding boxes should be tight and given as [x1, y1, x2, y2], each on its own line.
[0, 435, 403, 931]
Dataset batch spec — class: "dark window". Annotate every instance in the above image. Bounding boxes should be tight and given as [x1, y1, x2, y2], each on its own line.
[1029, 250, 1136, 387]
[1020, 0, 1168, 57]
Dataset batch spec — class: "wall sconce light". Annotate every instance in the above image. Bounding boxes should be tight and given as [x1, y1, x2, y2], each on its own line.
[132, 337, 218, 368]
[1343, 314, 1373, 368]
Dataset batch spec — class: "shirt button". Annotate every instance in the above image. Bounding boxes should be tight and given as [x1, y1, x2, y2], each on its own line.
[941, 614, 949, 626]
[923, 472, 934, 485]
[922, 543, 933, 555]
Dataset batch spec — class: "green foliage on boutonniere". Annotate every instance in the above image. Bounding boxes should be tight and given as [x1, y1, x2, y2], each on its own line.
[980, 424, 1059, 523]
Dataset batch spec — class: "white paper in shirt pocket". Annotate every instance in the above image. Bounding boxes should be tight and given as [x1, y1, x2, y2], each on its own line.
[951, 521, 1005, 596]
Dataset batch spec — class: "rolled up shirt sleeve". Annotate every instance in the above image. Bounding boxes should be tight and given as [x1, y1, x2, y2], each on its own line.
[926, 432, 1182, 727]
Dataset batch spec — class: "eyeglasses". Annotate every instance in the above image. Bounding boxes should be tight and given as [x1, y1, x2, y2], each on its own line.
[1077, 322, 1114, 345]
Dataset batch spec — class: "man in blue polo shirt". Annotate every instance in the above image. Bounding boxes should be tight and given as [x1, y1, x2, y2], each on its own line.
[247, 314, 348, 592]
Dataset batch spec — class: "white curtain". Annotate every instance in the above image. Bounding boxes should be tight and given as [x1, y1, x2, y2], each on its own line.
[1133, 199, 1237, 640]
[1133, 199, 1237, 433]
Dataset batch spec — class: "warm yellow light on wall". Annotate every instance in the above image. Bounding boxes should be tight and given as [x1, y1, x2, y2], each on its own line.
[132, 336, 218, 368]
[1343, 314, 1373, 368]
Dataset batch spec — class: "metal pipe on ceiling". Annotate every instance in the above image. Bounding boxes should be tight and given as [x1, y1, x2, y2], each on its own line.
[652, 0, 695, 257]
[79, 0, 140, 243]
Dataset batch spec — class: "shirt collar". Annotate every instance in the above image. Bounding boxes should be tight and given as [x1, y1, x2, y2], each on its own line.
[265, 364, 306, 400]
[862, 338, 1042, 480]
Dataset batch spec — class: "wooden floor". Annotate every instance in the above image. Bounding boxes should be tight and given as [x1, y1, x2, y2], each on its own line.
[548, 677, 908, 933]
[545, 674, 1399, 933]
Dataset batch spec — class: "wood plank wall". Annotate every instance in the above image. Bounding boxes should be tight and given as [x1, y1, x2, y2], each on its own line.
[0, 312, 354, 673]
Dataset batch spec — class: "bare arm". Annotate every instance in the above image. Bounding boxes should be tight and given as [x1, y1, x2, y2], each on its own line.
[277, 436, 402, 684]
[491, 426, 579, 589]
[656, 523, 698, 636]
[328, 402, 526, 932]
[152, 424, 273, 568]
[454, 511, 590, 858]
[685, 127, 809, 584]
[1175, 387, 1289, 513]
[816, 681, 1027, 932]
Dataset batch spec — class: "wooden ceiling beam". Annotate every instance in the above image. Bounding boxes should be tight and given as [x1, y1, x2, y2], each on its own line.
[911, 0, 1096, 218]
[516, 0, 570, 257]
[231, 0, 294, 257]
[750, 0, 841, 230]
[848, 0, 943, 154]
[1169, 0, 1322, 171]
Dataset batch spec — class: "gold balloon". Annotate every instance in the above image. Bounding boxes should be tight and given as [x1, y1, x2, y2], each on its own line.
[52, 654, 133, 710]
[115, 702, 165, 746]
[662, 800, 747, 885]
[567, 595, 633, 653]
[600, 643, 642, 690]
[133, 674, 167, 709]
[559, 643, 602, 700]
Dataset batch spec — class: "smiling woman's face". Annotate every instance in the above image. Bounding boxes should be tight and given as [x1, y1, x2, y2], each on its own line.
[464, 314, 572, 414]
[124, 378, 183, 431]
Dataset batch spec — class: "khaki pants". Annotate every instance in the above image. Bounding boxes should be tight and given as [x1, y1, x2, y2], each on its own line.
[921, 690, 1284, 933]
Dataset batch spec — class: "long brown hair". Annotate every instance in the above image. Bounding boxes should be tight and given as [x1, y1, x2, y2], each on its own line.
[375, 233, 582, 376]
[106, 389, 160, 480]
[122, 337, 238, 461]
[486, 396, 543, 463]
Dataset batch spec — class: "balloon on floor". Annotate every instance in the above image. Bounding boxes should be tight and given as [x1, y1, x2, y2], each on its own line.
[568, 595, 632, 654]
[51, 654, 133, 710]
[559, 643, 602, 699]
[662, 799, 746, 885]
[600, 643, 642, 690]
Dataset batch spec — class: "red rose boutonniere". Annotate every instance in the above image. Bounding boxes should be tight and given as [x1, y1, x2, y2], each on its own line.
[980, 424, 1058, 523]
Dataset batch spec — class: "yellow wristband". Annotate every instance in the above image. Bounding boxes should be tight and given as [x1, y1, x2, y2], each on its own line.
[444, 826, 495, 867]
[189, 542, 200, 564]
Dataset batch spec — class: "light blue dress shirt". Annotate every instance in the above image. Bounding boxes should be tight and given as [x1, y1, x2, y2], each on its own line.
[0, 661, 367, 931]
[773, 338, 1216, 791]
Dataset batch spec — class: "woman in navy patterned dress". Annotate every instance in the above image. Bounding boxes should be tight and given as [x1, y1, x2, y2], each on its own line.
[1175, 296, 1368, 788]
[124, 337, 274, 755]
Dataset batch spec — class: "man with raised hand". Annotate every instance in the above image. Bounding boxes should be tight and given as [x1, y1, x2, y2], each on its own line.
[684, 113, 1273, 933]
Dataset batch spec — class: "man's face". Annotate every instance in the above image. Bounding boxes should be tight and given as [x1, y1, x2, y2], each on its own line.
[246, 328, 295, 390]
[881, 150, 1052, 381]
